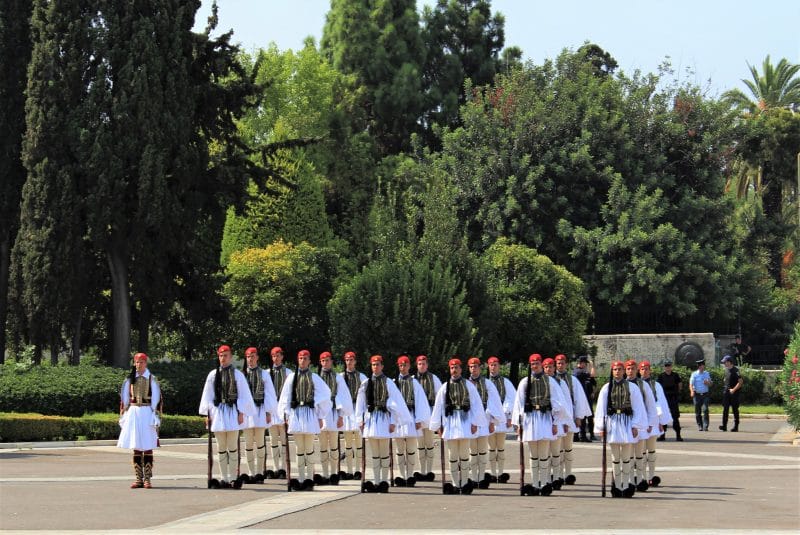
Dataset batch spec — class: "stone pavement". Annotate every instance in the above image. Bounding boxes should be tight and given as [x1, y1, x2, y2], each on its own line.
[1, 415, 798, 533]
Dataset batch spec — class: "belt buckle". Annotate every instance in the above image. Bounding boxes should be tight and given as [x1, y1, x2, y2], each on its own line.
[299, 401, 306, 407]
[534, 404, 540, 410]
[615, 409, 622, 414]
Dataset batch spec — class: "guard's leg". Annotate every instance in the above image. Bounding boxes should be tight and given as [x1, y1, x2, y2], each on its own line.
[142, 449, 154, 488]
[269, 425, 285, 472]
[318, 430, 332, 479]
[215, 432, 230, 483]
[549, 436, 562, 485]
[563, 432, 575, 483]
[131, 450, 144, 488]
[243, 427, 257, 476]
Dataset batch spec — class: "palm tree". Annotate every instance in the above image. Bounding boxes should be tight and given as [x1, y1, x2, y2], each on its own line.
[723, 55, 800, 114]
[724, 57, 800, 287]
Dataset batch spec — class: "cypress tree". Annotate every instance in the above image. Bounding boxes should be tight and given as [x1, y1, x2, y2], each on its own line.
[0, 0, 33, 363]
[11, 0, 95, 364]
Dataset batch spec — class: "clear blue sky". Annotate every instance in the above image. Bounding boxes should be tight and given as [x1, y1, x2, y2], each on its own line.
[194, 0, 799, 97]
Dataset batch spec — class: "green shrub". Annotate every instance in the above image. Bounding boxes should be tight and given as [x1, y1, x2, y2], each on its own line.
[0, 359, 217, 417]
[0, 412, 206, 442]
[778, 322, 800, 430]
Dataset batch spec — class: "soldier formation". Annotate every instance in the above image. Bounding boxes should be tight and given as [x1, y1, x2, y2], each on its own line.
[116, 347, 675, 497]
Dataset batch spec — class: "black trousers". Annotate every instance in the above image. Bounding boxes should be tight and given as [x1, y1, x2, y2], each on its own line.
[721, 390, 740, 427]
[665, 398, 680, 432]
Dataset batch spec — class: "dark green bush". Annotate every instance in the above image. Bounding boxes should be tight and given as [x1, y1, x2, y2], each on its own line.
[0, 360, 217, 417]
[0, 412, 206, 442]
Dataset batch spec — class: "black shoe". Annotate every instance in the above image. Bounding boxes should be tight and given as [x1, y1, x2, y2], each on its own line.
[731, 426, 739, 432]
[719, 425, 727, 431]
[649, 476, 661, 487]
[377, 481, 390, 493]
[498, 473, 510, 483]
[362, 481, 375, 493]
[676, 436, 684, 441]
[540, 483, 553, 496]
[565, 474, 576, 485]
[394, 476, 406, 487]
[406, 476, 416, 487]
[443, 482, 456, 495]
[657, 434, 665, 442]
[551, 478, 563, 490]
[289, 478, 301, 491]
[611, 485, 623, 498]
[426, 472, 436, 482]
[277, 469, 287, 479]
[329, 474, 340, 486]
[636, 480, 649, 492]
[520, 483, 535, 496]
[301, 479, 315, 491]
[353, 471, 362, 480]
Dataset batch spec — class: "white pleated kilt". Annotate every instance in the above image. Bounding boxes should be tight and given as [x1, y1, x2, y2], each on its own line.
[363, 410, 395, 439]
[286, 406, 321, 435]
[209, 404, 244, 432]
[519, 411, 557, 442]
[243, 404, 270, 429]
[564, 419, 580, 433]
[321, 404, 342, 431]
[117, 406, 159, 450]
[435, 410, 478, 441]
[342, 412, 360, 432]
[599, 413, 638, 444]
[393, 420, 422, 439]
[493, 415, 513, 434]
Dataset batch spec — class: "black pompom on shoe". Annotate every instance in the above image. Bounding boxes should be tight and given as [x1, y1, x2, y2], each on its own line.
[406, 476, 416, 487]
[277, 469, 287, 479]
[636, 480, 649, 492]
[208, 478, 220, 489]
[649, 476, 661, 487]
[289, 478, 302, 491]
[426, 472, 436, 482]
[564, 474, 576, 485]
[540, 483, 553, 496]
[498, 473, 510, 483]
[362, 481, 375, 493]
[264, 469, 275, 479]
[329, 474, 340, 486]
[377, 481, 390, 493]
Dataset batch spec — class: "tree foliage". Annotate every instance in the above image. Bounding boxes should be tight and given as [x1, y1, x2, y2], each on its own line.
[482, 239, 590, 365]
[223, 241, 339, 355]
[328, 256, 479, 375]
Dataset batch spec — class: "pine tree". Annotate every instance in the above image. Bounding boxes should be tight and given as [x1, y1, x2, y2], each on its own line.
[322, 0, 424, 154]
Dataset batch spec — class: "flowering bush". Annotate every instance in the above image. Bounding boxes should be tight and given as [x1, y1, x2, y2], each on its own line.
[779, 321, 800, 430]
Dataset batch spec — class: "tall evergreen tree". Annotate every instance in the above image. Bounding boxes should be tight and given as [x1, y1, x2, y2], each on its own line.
[11, 0, 95, 364]
[0, 0, 33, 363]
[420, 0, 506, 141]
[322, 0, 424, 154]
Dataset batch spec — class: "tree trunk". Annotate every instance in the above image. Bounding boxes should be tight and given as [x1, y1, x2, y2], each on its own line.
[50, 341, 58, 366]
[70, 312, 82, 365]
[33, 344, 42, 366]
[107, 243, 131, 368]
[138, 300, 150, 354]
[0, 234, 9, 364]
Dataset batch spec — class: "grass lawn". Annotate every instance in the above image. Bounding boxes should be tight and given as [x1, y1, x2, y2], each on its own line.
[678, 404, 784, 415]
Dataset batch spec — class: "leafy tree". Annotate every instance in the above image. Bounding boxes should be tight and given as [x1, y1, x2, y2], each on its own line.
[420, 0, 507, 140]
[80, 1, 256, 366]
[0, 0, 33, 363]
[223, 241, 339, 355]
[328, 255, 479, 375]
[482, 239, 590, 382]
[322, 0, 424, 154]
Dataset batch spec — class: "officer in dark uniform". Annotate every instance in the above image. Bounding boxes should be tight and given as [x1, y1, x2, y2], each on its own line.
[572, 356, 597, 441]
[657, 361, 682, 441]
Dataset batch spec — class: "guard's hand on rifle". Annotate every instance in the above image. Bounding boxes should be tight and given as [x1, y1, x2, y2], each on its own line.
[266, 413, 272, 424]
[632, 428, 638, 438]
[337, 416, 344, 428]
[389, 423, 396, 433]
[489, 422, 495, 433]
[470, 424, 477, 434]
[552, 424, 557, 435]
[238, 412, 244, 425]
[359, 423, 364, 432]
[205, 416, 210, 429]
[319, 419, 324, 429]
[415, 421, 422, 430]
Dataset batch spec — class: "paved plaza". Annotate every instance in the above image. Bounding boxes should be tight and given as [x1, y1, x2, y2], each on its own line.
[1, 415, 798, 533]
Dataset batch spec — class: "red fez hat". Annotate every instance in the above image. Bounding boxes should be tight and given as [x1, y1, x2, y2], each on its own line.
[638, 360, 651, 368]
[370, 355, 383, 364]
[319, 351, 332, 361]
[467, 357, 481, 366]
[270, 346, 283, 356]
[611, 360, 624, 368]
[529, 353, 542, 364]
[245, 347, 258, 356]
[416, 354, 428, 362]
[555, 354, 567, 362]
[344, 351, 356, 359]
[298, 349, 311, 358]
[542, 357, 555, 366]
[625, 359, 638, 368]
[133, 352, 148, 361]
[217, 345, 231, 354]
[487, 356, 500, 364]
[397, 355, 410, 365]
[448, 358, 462, 367]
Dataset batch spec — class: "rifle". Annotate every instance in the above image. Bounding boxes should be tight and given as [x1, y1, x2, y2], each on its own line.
[284, 419, 292, 492]
[601, 415, 608, 497]
[336, 431, 342, 480]
[360, 432, 367, 492]
[206, 415, 218, 488]
[389, 437, 394, 486]
[518, 414, 525, 496]
[439, 430, 447, 494]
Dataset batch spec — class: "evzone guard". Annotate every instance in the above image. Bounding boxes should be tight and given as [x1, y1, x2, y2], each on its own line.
[339, 351, 367, 480]
[393, 355, 431, 486]
[317, 351, 354, 485]
[240, 347, 278, 484]
[413, 354, 442, 481]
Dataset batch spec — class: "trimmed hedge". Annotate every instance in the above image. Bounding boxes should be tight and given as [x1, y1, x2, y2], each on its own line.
[0, 360, 218, 417]
[0, 412, 206, 442]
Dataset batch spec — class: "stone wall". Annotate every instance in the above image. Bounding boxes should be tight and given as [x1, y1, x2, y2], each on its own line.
[583, 332, 716, 372]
